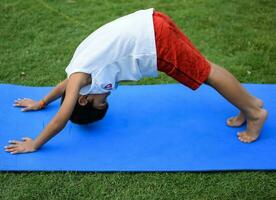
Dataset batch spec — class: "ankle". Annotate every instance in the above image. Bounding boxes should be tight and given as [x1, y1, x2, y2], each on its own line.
[254, 98, 264, 108]
[245, 107, 266, 121]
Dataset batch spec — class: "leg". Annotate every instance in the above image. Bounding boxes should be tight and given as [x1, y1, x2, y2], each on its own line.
[227, 98, 263, 127]
[205, 62, 268, 143]
[152, 11, 267, 142]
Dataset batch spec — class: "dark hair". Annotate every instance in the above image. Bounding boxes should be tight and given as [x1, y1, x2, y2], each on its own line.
[60, 92, 108, 125]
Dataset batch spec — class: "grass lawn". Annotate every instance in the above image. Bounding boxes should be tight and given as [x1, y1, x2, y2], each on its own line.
[0, 0, 275, 199]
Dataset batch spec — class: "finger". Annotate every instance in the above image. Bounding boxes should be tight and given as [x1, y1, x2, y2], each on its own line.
[5, 148, 13, 152]
[4, 146, 17, 152]
[9, 145, 25, 154]
[22, 137, 31, 141]
[5, 144, 21, 150]
[10, 150, 19, 154]
[5, 144, 17, 148]
[5, 147, 15, 152]
[13, 101, 24, 107]
[13, 101, 21, 106]
[21, 98, 31, 101]
[14, 98, 24, 103]
[14, 98, 30, 105]
[21, 107, 31, 112]
[5, 143, 21, 148]
[8, 140, 20, 144]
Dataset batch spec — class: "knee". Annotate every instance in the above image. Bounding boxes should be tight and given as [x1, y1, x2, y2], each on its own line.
[205, 61, 217, 85]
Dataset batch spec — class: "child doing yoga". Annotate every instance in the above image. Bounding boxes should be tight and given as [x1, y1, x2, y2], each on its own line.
[5, 9, 268, 154]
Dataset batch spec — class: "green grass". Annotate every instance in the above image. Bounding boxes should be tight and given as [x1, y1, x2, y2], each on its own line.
[0, 0, 276, 199]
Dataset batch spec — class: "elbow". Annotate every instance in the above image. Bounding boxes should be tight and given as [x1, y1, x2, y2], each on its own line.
[51, 117, 68, 131]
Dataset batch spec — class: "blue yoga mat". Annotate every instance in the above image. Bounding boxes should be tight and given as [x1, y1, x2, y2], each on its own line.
[0, 84, 275, 172]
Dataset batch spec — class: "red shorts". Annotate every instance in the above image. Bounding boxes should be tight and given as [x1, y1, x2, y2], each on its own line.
[153, 11, 211, 90]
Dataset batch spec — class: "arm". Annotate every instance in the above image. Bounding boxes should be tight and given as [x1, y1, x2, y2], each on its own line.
[42, 78, 68, 105]
[33, 76, 80, 149]
[5, 73, 88, 154]
[14, 79, 68, 111]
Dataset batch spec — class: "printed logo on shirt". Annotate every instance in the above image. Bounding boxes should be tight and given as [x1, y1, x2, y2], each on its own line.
[103, 83, 113, 90]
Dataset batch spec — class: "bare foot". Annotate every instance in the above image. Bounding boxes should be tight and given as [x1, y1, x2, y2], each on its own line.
[227, 98, 264, 127]
[237, 108, 268, 143]
[227, 112, 246, 127]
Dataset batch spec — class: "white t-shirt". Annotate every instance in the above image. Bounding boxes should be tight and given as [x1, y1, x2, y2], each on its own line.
[65, 8, 157, 94]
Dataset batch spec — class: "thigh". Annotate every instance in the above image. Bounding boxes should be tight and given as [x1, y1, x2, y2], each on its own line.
[153, 11, 211, 90]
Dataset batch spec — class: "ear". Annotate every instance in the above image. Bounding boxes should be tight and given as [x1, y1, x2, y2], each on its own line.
[78, 96, 88, 106]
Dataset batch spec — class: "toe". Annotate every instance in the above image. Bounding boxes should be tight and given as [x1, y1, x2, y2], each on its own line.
[227, 117, 235, 126]
[227, 116, 245, 127]
[238, 135, 247, 143]
[237, 132, 256, 143]
[237, 131, 244, 137]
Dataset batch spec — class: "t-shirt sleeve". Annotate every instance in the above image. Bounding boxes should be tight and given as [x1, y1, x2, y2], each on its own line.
[81, 64, 120, 95]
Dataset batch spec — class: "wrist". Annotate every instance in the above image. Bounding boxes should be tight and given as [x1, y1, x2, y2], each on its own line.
[33, 139, 41, 150]
[39, 99, 47, 109]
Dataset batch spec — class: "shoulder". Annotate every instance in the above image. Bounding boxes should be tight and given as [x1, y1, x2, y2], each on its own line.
[68, 72, 90, 88]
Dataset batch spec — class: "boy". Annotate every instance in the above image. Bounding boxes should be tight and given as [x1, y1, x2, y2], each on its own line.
[5, 9, 267, 155]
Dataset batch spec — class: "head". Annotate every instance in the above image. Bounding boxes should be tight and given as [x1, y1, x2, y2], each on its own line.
[61, 91, 110, 125]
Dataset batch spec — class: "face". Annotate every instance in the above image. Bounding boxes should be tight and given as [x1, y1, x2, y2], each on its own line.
[78, 92, 110, 109]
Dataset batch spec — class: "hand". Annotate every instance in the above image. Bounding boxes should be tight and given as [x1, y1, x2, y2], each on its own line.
[4, 137, 37, 154]
[13, 98, 41, 111]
